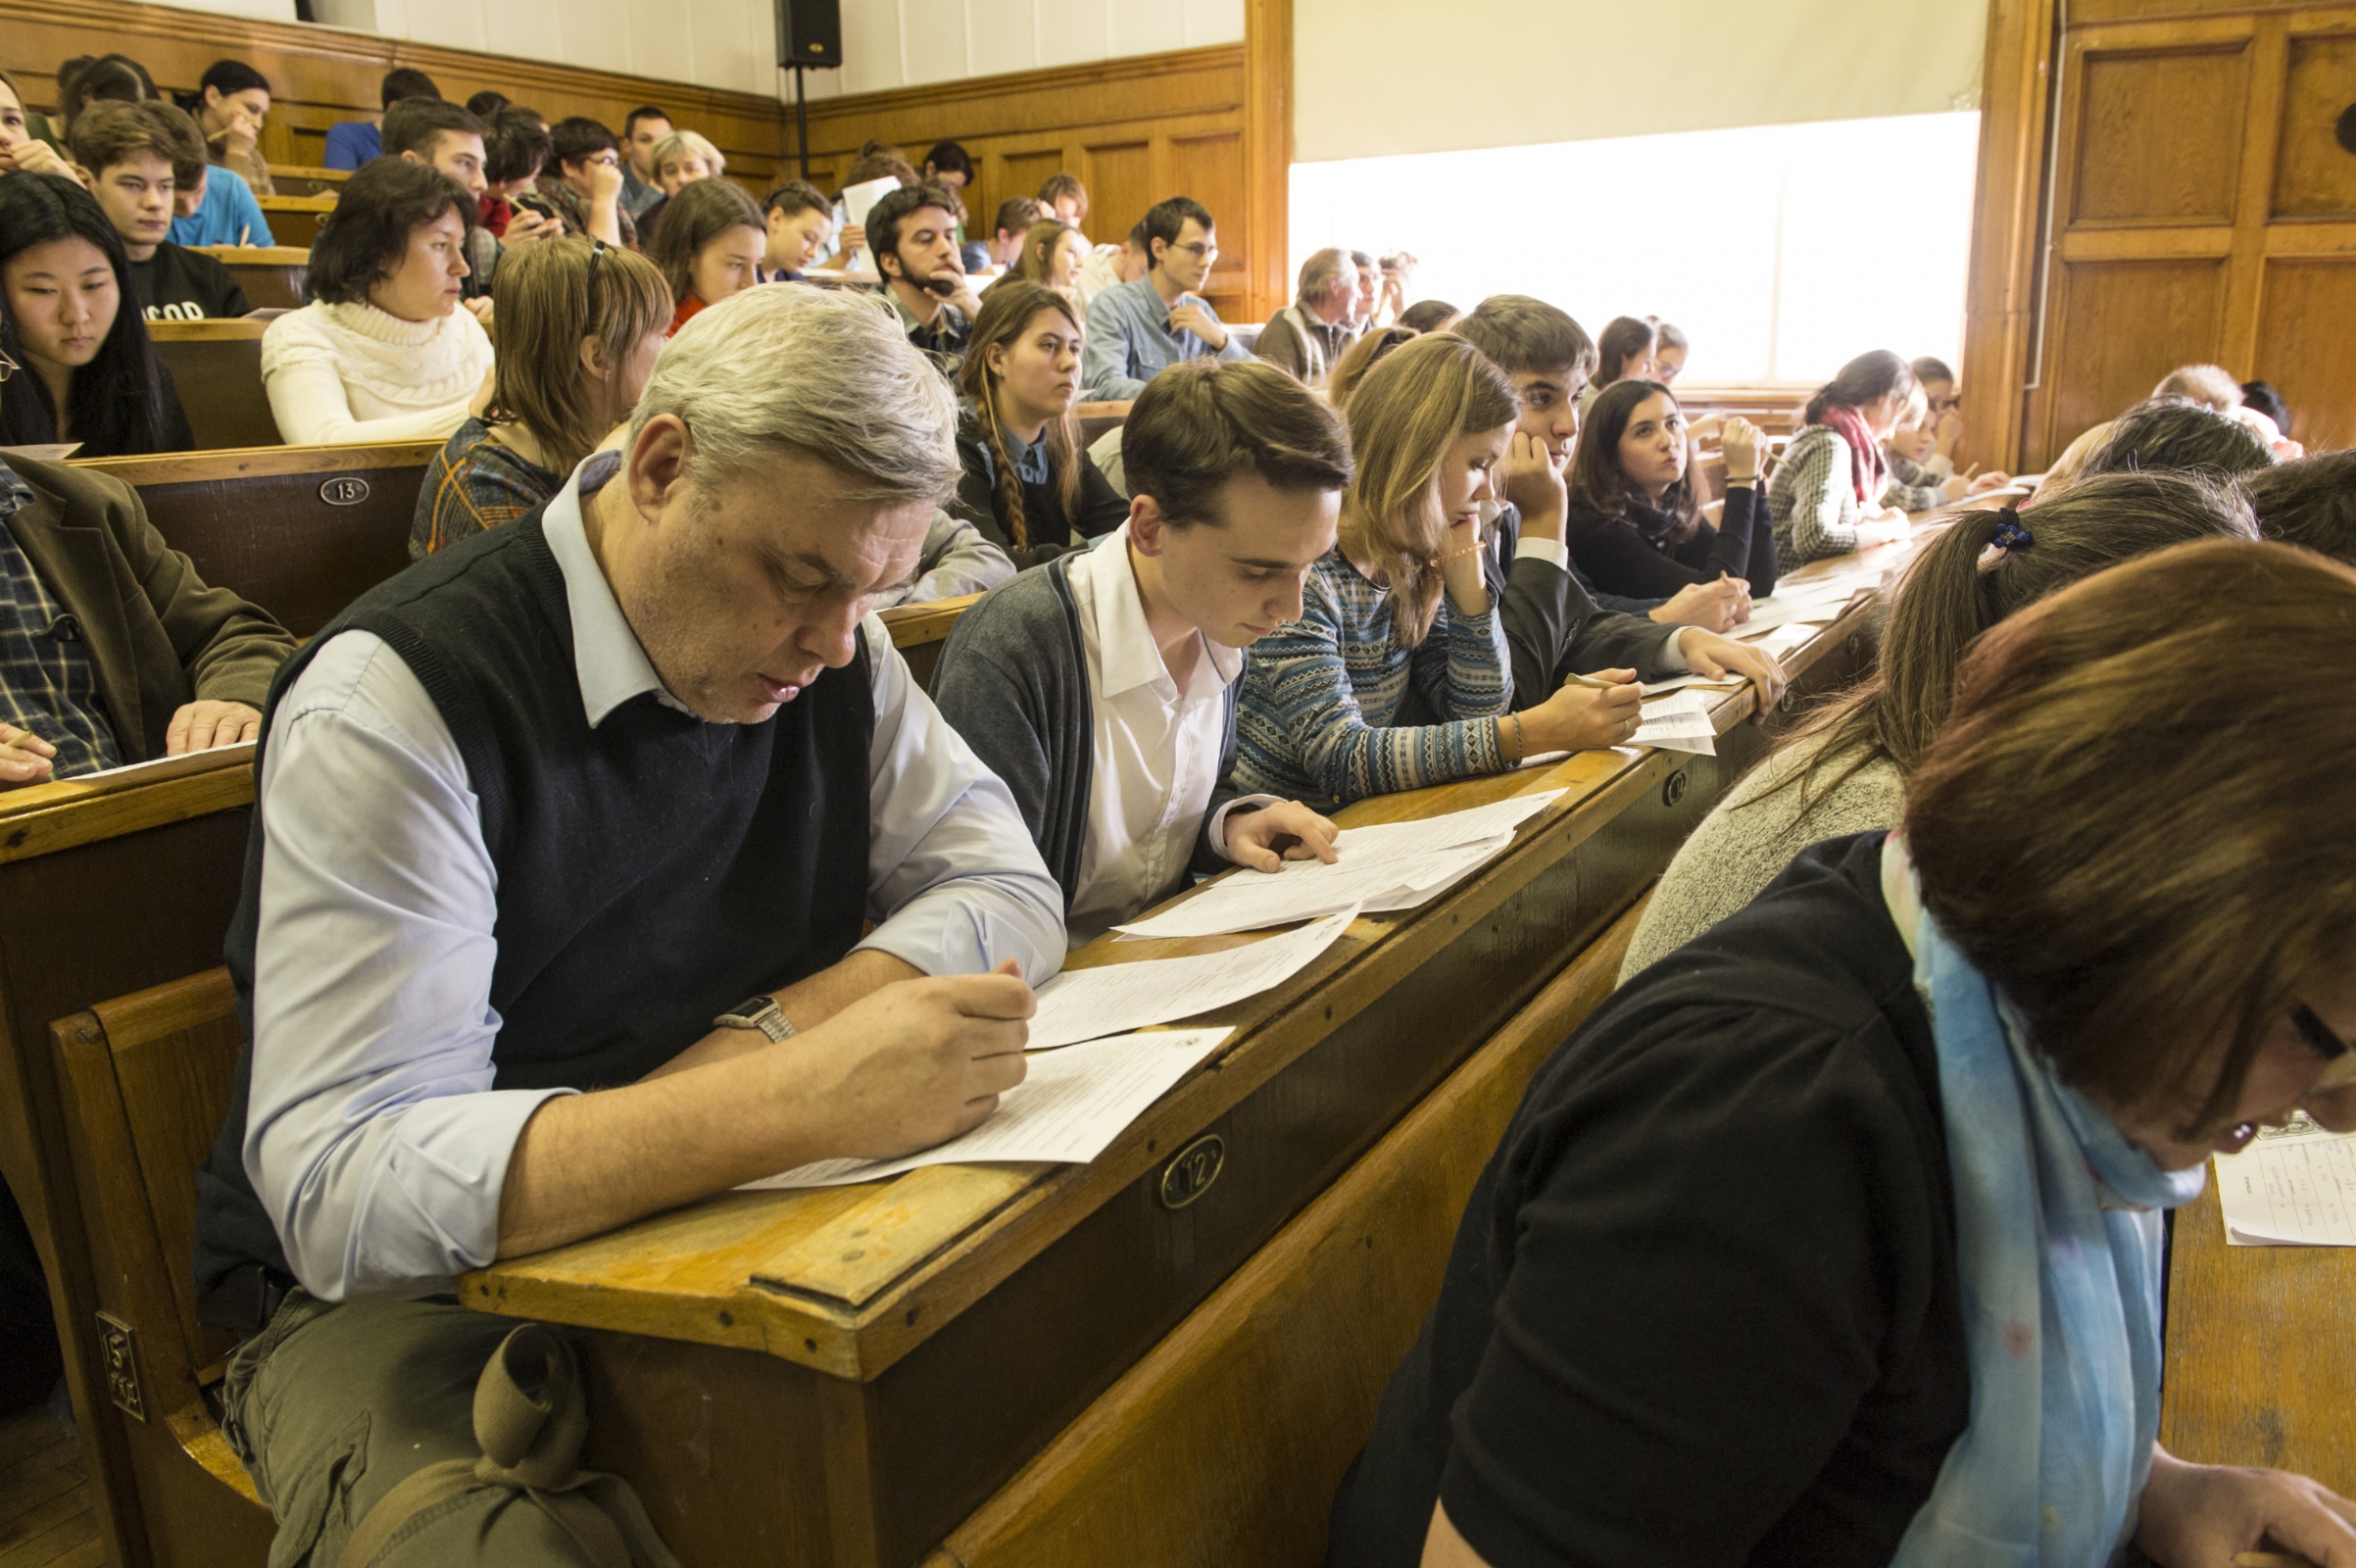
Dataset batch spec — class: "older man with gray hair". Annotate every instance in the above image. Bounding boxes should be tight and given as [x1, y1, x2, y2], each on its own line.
[191, 285, 1063, 1565]
[1252, 246, 1360, 387]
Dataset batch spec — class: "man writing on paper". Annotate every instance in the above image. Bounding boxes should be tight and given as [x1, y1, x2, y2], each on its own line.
[0, 431, 295, 784]
[190, 286, 1065, 1565]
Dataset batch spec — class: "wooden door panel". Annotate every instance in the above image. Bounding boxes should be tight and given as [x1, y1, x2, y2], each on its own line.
[1169, 130, 1248, 293]
[1079, 140, 1154, 245]
[2252, 256, 2356, 450]
[997, 148, 1070, 229]
[2073, 43, 2253, 223]
[2047, 258, 2228, 457]
[2272, 31, 2356, 220]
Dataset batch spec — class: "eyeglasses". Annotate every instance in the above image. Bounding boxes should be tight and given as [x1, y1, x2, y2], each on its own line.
[0, 348, 15, 383]
[588, 238, 609, 297]
[2293, 1004, 2356, 1094]
[1169, 241, 1217, 260]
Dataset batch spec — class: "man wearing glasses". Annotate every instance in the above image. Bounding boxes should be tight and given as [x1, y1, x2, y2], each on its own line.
[1083, 195, 1252, 401]
[192, 287, 1063, 1563]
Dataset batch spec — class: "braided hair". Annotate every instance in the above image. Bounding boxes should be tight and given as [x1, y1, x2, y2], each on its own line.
[957, 279, 1085, 551]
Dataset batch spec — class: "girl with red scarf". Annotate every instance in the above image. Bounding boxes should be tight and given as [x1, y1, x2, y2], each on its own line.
[1769, 350, 1918, 565]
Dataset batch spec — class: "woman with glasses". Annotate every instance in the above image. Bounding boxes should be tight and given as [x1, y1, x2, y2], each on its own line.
[413, 238, 669, 558]
[1333, 534, 2356, 1568]
[0, 172, 193, 456]
[261, 158, 495, 447]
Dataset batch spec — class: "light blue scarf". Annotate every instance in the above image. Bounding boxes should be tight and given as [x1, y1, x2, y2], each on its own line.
[1884, 835, 2206, 1568]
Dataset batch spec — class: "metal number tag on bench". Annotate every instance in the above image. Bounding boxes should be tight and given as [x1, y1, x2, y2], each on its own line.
[319, 476, 372, 506]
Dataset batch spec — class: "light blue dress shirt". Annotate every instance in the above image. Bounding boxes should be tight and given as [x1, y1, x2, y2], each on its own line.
[1082, 275, 1252, 401]
[241, 462, 1067, 1300]
[169, 164, 275, 248]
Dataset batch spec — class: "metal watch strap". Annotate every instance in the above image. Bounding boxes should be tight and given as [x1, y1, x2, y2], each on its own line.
[713, 996, 795, 1043]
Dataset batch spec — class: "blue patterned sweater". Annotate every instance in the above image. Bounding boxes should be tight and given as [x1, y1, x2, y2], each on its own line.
[1230, 548, 1511, 810]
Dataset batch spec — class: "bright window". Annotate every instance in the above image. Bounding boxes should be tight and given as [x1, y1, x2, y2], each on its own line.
[1289, 112, 1982, 384]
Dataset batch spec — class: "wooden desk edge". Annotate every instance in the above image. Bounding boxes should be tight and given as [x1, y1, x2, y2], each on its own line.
[0, 760, 255, 863]
[878, 592, 984, 649]
[74, 442, 444, 485]
[459, 583, 1883, 1373]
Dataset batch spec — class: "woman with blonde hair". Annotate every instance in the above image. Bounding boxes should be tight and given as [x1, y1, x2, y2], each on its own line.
[412, 236, 671, 557]
[950, 279, 1130, 569]
[1325, 324, 1415, 410]
[997, 217, 1087, 298]
[645, 176, 763, 334]
[1229, 332, 1645, 810]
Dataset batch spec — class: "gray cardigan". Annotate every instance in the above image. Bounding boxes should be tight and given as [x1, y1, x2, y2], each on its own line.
[930, 555, 1244, 911]
[1619, 732, 1906, 981]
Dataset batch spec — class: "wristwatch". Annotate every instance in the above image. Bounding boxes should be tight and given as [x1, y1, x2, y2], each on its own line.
[712, 996, 796, 1043]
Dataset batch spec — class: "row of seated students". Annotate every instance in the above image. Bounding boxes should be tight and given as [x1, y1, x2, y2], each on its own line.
[7, 233, 2356, 1559]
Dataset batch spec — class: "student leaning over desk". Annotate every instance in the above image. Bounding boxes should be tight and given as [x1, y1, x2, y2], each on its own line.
[1621, 470, 2255, 981]
[934, 354, 1352, 945]
[1334, 535, 2356, 1568]
[1229, 333, 1661, 812]
[192, 286, 1062, 1565]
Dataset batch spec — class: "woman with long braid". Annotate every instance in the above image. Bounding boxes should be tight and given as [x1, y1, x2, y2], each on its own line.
[950, 280, 1131, 570]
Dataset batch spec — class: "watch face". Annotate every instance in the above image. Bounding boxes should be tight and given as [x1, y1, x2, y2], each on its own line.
[732, 997, 772, 1018]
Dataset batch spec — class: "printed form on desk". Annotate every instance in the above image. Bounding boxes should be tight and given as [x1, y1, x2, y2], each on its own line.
[745, 1028, 1232, 1190]
[2216, 1112, 2356, 1246]
[1113, 791, 1566, 941]
[1027, 906, 1357, 1050]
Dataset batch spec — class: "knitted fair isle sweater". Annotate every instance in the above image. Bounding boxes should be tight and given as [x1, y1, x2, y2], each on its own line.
[261, 300, 495, 447]
[1229, 547, 1510, 811]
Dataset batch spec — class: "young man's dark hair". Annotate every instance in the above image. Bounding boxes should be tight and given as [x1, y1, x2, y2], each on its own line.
[2243, 450, 2356, 565]
[844, 148, 919, 188]
[483, 109, 553, 185]
[623, 105, 670, 139]
[2085, 397, 2274, 483]
[993, 195, 1041, 240]
[1125, 357, 1352, 526]
[761, 178, 829, 218]
[2240, 378, 2292, 432]
[380, 67, 442, 108]
[922, 140, 974, 183]
[308, 156, 477, 307]
[1454, 293, 1597, 380]
[380, 97, 483, 160]
[1140, 195, 1214, 265]
[548, 116, 620, 169]
[867, 179, 958, 275]
[465, 90, 510, 120]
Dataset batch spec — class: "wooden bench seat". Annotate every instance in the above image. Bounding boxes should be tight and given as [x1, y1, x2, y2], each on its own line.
[147, 319, 278, 452]
[186, 246, 309, 312]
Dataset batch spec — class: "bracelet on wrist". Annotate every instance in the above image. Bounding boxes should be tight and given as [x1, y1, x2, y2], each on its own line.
[1434, 543, 1487, 564]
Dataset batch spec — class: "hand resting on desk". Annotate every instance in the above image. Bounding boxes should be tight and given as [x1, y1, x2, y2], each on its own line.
[167, 700, 263, 756]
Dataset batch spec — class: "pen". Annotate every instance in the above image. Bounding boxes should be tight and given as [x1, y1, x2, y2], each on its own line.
[1559, 672, 1623, 691]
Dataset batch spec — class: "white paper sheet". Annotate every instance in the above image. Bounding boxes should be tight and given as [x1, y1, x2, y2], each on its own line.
[19, 742, 256, 800]
[743, 1028, 1233, 1190]
[1624, 689, 1720, 756]
[1110, 792, 1563, 940]
[2216, 1113, 2356, 1246]
[836, 173, 902, 271]
[1028, 906, 1357, 1051]
[1639, 673, 1747, 697]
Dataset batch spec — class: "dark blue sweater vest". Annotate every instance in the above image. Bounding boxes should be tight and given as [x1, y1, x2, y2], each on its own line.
[193, 512, 873, 1296]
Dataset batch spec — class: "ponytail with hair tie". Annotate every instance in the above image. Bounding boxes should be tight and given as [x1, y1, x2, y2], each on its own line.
[1989, 509, 2034, 553]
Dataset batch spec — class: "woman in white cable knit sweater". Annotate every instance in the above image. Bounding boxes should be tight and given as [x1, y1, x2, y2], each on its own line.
[262, 157, 494, 446]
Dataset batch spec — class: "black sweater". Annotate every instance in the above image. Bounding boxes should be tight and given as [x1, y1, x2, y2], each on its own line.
[1566, 481, 1778, 601]
[1328, 833, 1966, 1568]
[950, 410, 1132, 571]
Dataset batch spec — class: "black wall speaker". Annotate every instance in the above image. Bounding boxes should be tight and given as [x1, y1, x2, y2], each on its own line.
[778, 0, 843, 69]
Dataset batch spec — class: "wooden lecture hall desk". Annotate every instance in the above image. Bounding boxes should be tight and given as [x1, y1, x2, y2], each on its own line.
[456, 549, 1894, 1568]
[187, 246, 310, 312]
[2164, 1182, 2356, 1496]
[0, 747, 261, 1568]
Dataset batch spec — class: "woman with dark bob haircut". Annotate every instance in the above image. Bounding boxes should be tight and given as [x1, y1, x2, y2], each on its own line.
[1333, 535, 2356, 1568]
[260, 157, 494, 445]
[0, 172, 193, 456]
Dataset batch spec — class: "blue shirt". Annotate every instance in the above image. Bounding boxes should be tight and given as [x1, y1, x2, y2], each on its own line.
[1081, 275, 1252, 401]
[321, 120, 380, 171]
[0, 462, 123, 778]
[170, 164, 275, 248]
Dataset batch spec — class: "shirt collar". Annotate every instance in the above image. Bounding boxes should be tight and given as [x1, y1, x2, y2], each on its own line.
[1078, 525, 1243, 699]
[1005, 425, 1050, 485]
[541, 451, 694, 726]
[0, 461, 30, 520]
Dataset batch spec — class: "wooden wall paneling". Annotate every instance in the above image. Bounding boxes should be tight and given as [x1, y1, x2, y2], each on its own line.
[995, 146, 1070, 220]
[1243, 0, 1294, 320]
[1961, 0, 2063, 475]
[2272, 26, 2356, 217]
[2252, 255, 2356, 448]
[2044, 257, 2232, 452]
[2217, 14, 2294, 368]
[1082, 138, 1157, 249]
[2067, 31, 2255, 224]
[0, 0, 786, 185]
[1166, 129, 1250, 301]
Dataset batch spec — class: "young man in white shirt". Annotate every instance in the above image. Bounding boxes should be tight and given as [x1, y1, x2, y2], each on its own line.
[931, 358, 1350, 944]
